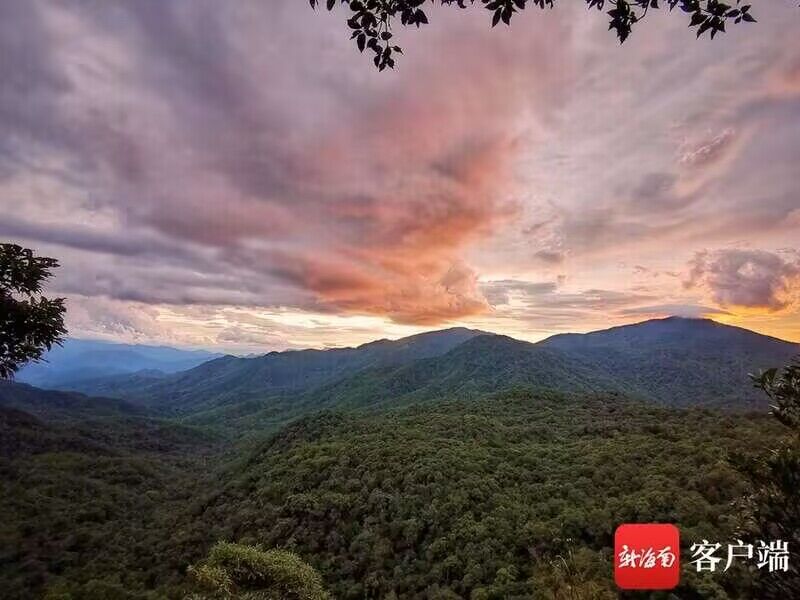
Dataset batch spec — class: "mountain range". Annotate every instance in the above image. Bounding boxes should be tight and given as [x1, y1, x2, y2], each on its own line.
[51, 327, 485, 418]
[0, 380, 141, 423]
[15, 338, 222, 390]
[21, 317, 797, 432]
[2, 316, 798, 599]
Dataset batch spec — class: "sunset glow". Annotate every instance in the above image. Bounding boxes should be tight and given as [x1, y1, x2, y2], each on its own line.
[2, 1, 799, 352]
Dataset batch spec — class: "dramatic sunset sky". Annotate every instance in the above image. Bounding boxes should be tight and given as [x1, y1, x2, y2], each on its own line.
[2, 1, 799, 352]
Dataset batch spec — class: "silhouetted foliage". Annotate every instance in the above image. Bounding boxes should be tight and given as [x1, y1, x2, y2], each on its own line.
[0, 243, 66, 379]
[311, 0, 760, 70]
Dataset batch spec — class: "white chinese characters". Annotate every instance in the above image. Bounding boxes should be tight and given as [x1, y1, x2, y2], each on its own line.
[756, 541, 790, 573]
[689, 540, 790, 573]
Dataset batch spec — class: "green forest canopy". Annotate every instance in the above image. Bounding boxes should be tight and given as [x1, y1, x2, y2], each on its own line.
[3, 388, 791, 599]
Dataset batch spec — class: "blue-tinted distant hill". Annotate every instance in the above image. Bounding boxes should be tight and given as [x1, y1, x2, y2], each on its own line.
[15, 339, 222, 390]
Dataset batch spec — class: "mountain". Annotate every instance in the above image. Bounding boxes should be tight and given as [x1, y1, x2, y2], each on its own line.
[262, 317, 795, 420]
[2, 321, 796, 598]
[538, 317, 799, 408]
[56, 319, 799, 426]
[290, 334, 627, 413]
[15, 338, 222, 390]
[65, 327, 487, 414]
[0, 380, 144, 423]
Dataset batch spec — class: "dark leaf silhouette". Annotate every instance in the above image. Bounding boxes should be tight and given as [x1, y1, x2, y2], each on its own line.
[310, 0, 770, 69]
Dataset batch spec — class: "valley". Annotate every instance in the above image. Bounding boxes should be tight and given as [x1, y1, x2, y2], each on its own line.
[1, 317, 798, 598]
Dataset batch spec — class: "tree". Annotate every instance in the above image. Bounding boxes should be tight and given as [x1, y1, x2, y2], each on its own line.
[186, 542, 331, 600]
[743, 362, 800, 598]
[0, 243, 66, 379]
[311, 0, 760, 70]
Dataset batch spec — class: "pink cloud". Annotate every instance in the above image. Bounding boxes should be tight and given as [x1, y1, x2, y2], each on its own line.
[685, 249, 800, 312]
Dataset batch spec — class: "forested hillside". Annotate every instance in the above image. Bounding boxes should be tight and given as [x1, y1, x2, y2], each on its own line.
[0, 406, 220, 599]
[4, 0, 799, 597]
[2, 318, 798, 598]
[197, 391, 782, 599]
[1, 389, 784, 599]
[0, 380, 144, 423]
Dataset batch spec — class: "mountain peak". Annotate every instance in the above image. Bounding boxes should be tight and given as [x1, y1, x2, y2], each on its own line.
[354, 327, 489, 350]
[541, 315, 797, 347]
[660, 315, 712, 322]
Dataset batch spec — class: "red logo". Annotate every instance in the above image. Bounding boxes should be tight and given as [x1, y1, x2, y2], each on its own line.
[614, 523, 680, 590]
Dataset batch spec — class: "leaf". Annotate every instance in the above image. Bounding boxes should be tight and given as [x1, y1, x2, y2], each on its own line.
[690, 12, 705, 26]
[492, 9, 502, 26]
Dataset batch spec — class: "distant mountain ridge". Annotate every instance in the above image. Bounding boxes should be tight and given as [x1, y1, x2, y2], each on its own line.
[279, 318, 798, 416]
[291, 334, 626, 414]
[64, 327, 487, 414]
[16, 338, 223, 390]
[26, 318, 800, 428]
[539, 317, 798, 407]
[0, 380, 143, 423]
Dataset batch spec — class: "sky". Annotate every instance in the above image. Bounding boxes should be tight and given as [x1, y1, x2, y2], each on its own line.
[1, 0, 799, 353]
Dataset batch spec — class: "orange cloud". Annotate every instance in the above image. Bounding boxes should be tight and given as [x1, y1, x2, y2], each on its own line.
[0, 1, 576, 326]
[279, 23, 572, 324]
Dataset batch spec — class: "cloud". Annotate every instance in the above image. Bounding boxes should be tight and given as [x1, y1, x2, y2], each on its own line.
[619, 303, 730, 319]
[685, 249, 800, 312]
[0, 215, 188, 259]
[481, 280, 559, 307]
[0, 0, 576, 326]
[477, 279, 659, 334]
[766, 46, 800, 98]
[678, 128, 736, 169]
[64, 295, 170, 344]
[2, 1, 800, 346]
[62, 294, 433, 353]
[534, 250, 565, 265]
